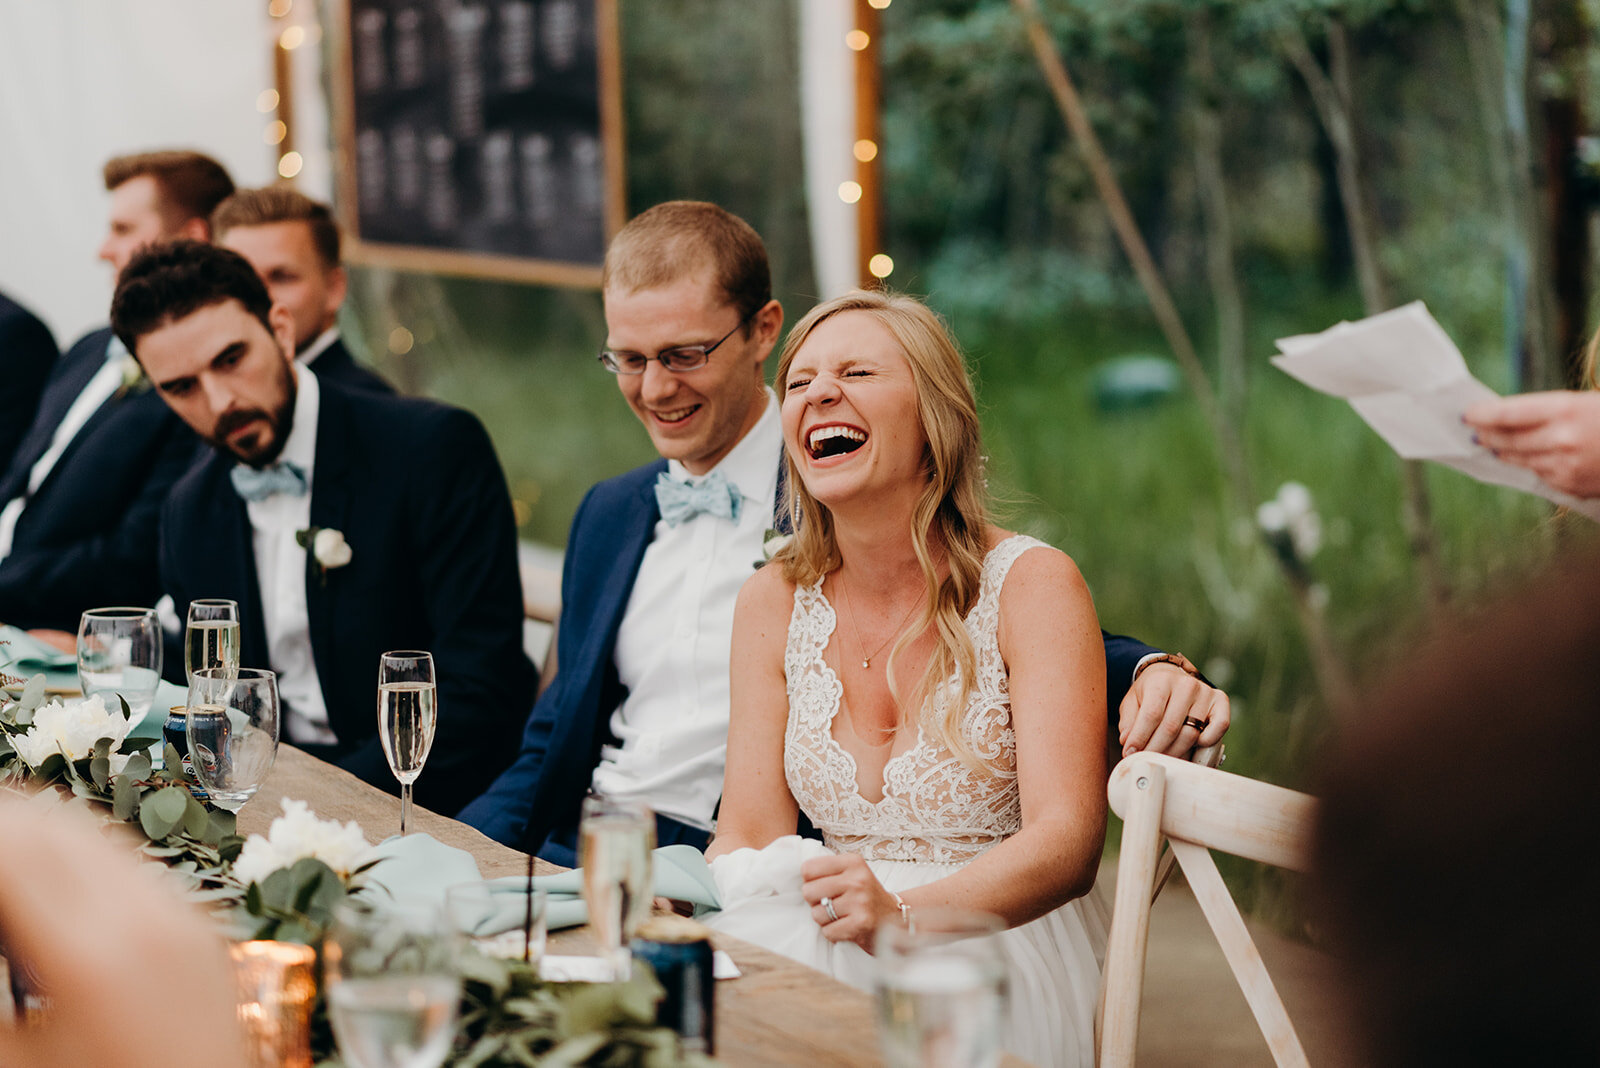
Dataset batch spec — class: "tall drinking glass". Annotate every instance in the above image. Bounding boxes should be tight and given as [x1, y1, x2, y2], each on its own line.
[578, 795, 654, 980]
[184, 598, 240, 685]
[76, 606, 162, 727]
[324, 899, 460, 1068]
[875, 908, 1008, 1068]
[186, 667, 280, 812]
[377, 650, 437, 836]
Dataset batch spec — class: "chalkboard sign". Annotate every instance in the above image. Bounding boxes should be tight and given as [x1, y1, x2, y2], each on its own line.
[333, 0, 623, 286]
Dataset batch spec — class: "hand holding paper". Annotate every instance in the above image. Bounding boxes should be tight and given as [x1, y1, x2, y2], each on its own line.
[1462, 390, 1600, 500]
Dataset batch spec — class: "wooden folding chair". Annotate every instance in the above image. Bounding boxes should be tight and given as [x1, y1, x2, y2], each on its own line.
[1097, 751, 1317, 1067]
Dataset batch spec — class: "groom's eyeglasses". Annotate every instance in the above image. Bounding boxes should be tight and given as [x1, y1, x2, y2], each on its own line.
[598, 310, 756, 375]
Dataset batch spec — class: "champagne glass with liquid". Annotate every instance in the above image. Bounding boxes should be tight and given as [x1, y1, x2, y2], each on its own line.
[578, 795, 654, 980]
[184, 598, 240, 685]
[325, 899, 460, 1068]
[185, 667, 280, 812]
[378, 650, 437, 836]
[77, 607, 162, 728]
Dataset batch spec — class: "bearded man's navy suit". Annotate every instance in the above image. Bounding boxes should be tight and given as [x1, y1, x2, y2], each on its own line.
[459, 456, 1163, 860]
[159, 377, 536, 816]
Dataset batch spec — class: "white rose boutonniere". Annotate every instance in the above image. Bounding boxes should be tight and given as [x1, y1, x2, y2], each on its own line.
[754, 527, 795, 571]
[295, 526, 352, 585]
[113, 353, 150, 400]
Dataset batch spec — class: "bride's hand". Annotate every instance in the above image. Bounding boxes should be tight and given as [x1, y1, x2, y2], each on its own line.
[800, 852, 898, 952]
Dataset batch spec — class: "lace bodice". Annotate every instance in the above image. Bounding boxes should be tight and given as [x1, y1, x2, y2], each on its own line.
[782, 535, 1047, 863]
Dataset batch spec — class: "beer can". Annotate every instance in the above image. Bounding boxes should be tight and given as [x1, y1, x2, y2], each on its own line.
[163, 706, 206, 801]
[630, 914, 715, 1054]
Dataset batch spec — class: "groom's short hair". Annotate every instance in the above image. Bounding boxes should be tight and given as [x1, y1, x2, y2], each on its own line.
[601, 201, 771, 326]
[111, 239, 272, 355]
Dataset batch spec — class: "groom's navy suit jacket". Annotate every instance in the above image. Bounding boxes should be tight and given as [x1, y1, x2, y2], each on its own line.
[158, 379, 537, 816]
[0, 327, 196, 629]
[459, 456, 1162, 859]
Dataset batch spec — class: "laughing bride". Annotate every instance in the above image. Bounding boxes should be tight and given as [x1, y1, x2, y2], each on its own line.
[704, 290, 1108, 1068]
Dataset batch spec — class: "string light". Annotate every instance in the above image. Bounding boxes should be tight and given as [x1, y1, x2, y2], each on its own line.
[268, 0, 293, 16]
[277, 151, 303, 178]
[868, 0, 891, 8]
[256, 89, 280, 113]
[838, 181, 862, 204]
[279, 24, 305, 49]
[264, 121, 287, 145]
[853, 139, 878, 162]
[388, 327, 415, 355]
[845, 29, 870, 51]
[869, 254, 894, 279]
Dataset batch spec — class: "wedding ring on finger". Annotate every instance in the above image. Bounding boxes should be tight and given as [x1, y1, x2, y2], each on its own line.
[1183, 716, 1207, 732]
[822, 895, 840, 923]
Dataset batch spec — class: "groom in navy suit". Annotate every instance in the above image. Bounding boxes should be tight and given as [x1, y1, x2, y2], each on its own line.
[111, 241, 535, 816]
[460, 202, 1231, 864]
[0, 151, 233, 630]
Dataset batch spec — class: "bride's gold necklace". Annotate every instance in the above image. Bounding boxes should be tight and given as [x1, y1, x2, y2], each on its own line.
[836, 571, 921, 671]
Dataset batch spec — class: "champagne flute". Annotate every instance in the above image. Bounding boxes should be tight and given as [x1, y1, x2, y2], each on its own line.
[578, 795, 654, 980]
[185, 667, 280, 812]
[875, 908, 1009, 1068]
[184, 598, 240, 685]
[325, 899, 461, 1068]
[76, 606, 162, 727]
[378, 650, 437, 836]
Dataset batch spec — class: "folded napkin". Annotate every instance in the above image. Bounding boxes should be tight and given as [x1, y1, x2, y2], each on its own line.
[0, 626, 76, 673]
[363, 834, 722, 932]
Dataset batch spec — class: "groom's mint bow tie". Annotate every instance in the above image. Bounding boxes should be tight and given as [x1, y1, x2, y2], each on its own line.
[655, 470, 742, 527]
[231, 461, 308, 502]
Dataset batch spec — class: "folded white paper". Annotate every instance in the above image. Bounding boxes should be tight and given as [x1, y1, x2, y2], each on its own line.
[1273, 302, 1600, 521]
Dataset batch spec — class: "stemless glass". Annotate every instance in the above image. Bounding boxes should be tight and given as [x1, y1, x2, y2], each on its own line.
[76, 606, 162, 727]
[324, 899, 461, 1068]
[875, 908, 1009, 1068]
[184, 598, 240, 685]
[377, 650, 437, 836]
[578, 795, 654, 980]
[185, 667, 280, 812]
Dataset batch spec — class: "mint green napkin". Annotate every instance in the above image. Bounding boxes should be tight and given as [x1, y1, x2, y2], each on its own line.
[363, 835, 721, 932]
[0, 626, 76, 673]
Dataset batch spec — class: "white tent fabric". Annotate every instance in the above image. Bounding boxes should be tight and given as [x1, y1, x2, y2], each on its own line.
[0, 0, 297, 346]
[797, 0, 860, 300]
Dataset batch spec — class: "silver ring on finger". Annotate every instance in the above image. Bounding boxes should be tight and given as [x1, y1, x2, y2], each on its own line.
[822, 895, 839, 923]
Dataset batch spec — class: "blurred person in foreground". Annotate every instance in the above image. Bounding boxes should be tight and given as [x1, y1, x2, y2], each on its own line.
[112, 240, 535, 815]
[0, 289, 58, 472]
[459, 200, 1228, 866]
[707, 290, 1106, 1068]
[211, 186, 392, 394]
[1464, 329, 1600, 498]
[0, 799, 245, 1066]
[0, 151, 229, 630]
[1312, 553, 1600, 1065]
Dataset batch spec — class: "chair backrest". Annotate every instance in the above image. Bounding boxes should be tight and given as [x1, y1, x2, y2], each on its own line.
[1097, 752, 1317, 1067]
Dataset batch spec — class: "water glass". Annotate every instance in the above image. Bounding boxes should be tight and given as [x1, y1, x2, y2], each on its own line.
[185, 598, 241, 685]
[875, 908, 1008, 1068]
[377, 650, 437, 836]
[77, 606, 162, 727]
[578, 795, 654, 980]
[324, 899, 461, 1068]
[186, 667, 280, 812]
[444, 882, 548, 965]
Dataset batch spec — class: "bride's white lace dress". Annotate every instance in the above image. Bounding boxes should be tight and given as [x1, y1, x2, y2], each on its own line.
[706, 536, 1106, 1068]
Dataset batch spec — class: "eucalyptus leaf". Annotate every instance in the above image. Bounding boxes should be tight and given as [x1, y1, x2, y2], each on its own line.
[162, 744, 184, 776]
[34, 753, 63, 779]
[16, 675, 44, 718]
[90, 755, 110, 790]
[218, 835, 244, 864]
[181, 794, 208, 838]
[245, 881, 263, 914]
[112, 773, 137, 820]
[258, 867, 296, 912]
[92, 737, 112, 761]
[122, 751, 152, 781]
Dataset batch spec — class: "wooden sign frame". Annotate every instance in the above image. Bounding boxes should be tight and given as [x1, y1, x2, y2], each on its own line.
[329, 0, 625, 288]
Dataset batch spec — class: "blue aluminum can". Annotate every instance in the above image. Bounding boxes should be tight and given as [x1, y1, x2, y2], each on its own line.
[631, 915, 715, 1054]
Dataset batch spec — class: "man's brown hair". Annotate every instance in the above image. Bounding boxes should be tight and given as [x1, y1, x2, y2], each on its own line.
[601, 201, 771, 326]
[102, 151, 235, 231]
[211, 186, 342, 270]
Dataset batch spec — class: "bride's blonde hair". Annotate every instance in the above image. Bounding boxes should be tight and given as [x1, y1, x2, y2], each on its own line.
[774, 290, 992, 765]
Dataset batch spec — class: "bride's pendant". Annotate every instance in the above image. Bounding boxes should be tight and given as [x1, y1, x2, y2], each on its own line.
[862, 657, 870, 669]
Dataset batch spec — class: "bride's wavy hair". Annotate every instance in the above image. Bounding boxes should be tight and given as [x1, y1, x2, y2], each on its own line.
[774, 290, 992, 766]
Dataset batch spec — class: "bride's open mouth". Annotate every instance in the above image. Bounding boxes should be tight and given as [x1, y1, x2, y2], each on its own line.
[807, 424, 867, 460]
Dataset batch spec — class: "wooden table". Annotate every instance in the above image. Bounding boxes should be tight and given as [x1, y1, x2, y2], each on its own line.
[243, 746, 901, 1067]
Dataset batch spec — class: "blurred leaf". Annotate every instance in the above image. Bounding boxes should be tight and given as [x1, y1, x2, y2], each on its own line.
[90, 755, 110, 790]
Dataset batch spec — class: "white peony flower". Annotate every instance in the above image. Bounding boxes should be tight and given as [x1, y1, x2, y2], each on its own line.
[230, 798, 376, 886]
[312, 528, 353, 570]
[10, 694, 135, 768]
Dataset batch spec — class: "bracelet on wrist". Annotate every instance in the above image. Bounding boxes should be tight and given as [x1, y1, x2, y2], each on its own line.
[890, 891, 915, 934]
